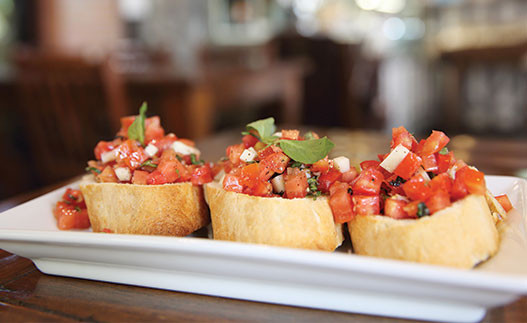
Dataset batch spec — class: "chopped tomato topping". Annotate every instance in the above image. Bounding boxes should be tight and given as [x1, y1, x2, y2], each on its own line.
[116, 139, 148, 170]
[341, 168, 358, 184]
[53, 190, 90, 230]
[191, 165, 213, 185]
[436, 151, 455, 173]
[318, 168, 342, 193]
[226, 143, 246, 165]
[384, 198, 408, 219]
[99, 166, 118, 183]
[420, 131, 450, 156]
[242, 134, 259, 148]
[352, 168, 384, 195]
[391, 126, 417, 151]
[421, 154, 438, 173]
[258, 152, 290, 181]
[429, 173, 452, 194]
[328, 182, 354, 223]
[403, 200, 421, 218]
[132, 170, 149, 185]
[281, 129, 300, 140]
[393, 152, 422, 180]
[495, 195, 513, 212]
[311, 156, 331, 174]
[353, 195, 380, 215]
[223, 173, 243, 193]
[402, 174, 431, 201]
[284, 168, 308, 199]
[425, 189, 451, 214]
[360, 160, 380, 171]
[455, 166, 486, 196]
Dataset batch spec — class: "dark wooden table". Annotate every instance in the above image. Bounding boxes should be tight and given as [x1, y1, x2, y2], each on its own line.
[1, 130, 526, 322]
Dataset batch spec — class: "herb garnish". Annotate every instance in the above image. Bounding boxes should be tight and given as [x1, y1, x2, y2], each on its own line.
[417, 202, 430, 218]
[140, 160, 158, 168]
[85, 166, 101, 174]
[190, 153, 204, 165]
[290, 161, 303, 168]
[243, 118, 335, 164]
[438, 147, 449, 155]
[389, 176, 406, 187]
[128, 102, 148, 146]
[307, 177, 322, 199]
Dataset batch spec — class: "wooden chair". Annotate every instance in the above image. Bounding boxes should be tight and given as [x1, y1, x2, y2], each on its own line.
[14, 50, 128, 185]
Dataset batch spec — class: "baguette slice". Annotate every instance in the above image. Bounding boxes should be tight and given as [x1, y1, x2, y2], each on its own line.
[349, 194, 499, 268]
[80, 175, 209, 236]
[204, 181, 344, 251]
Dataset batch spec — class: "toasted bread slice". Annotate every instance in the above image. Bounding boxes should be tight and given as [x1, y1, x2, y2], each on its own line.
[80, 175, 209, 236]
[204, 181, 344, 251]
[348, 194, 499, 268]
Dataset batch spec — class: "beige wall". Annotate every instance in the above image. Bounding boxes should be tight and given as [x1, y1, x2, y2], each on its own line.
[38, 0, 124, 58]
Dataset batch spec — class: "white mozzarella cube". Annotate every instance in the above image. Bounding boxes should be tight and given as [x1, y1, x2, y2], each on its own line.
[416, 167, 431, 182]
[333, 156, 351, 173]
[101, 149, 118, 163]
[114, 167, 131, 182]
[171, 141, 200, 156]
[145, 143, 159, 157]
[273, 132, 282, 138]
[271, 175, 285, 193]
[380, 144, 410, 173]
[240, 147, 257, 163]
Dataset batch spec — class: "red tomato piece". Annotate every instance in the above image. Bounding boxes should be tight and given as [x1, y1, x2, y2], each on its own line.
[144, 116, 165, 144]
[284, 168, 308, 199]
[99, 166, 118, 183]
[352, 168, 384, 195]
[422, 154, 438, 173]
[425, 189, 451, 214]
[240, 163, 260, 187]
[191, 165, 213, 185]
[384, 198, 408, 219]
[281, 129, 300, 140]
[226, 144, 245, 165]
[429, 173, 452, 194]
[257, 145, 282, 161]
[436, 151, 455, 174]
[420, 131, 450, 156]
[353, 195, 380, 215]
[117, 115, 136, 138]
[132, 170, 149, 185]
[460, 166, 486, 195]
[223, 173, 244, 193]
[495, 195, 513, 212]
[341, 168, 358, 184]
[360, 160, 380, 171]
[258, 152, 290, 181]
[403, 200, 420, 218]
[329, 183, 354, 223]
[62, 188, 85, 207]
[311, 156, 331, 174]
[394, 152, 422, 180]
[391, 126, 417, 151]
[242, 134, 259, 148]
[318, 168, 342, 193]
[53, 202, 90, 230]
[152, 134, 178, 152]
[116, 139, 148, 170]
[247, 180, 273, 197]
[402, 174, 431, 201]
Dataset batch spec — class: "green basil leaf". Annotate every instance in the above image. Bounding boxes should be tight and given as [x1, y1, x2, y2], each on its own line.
[190, 153, 204, 165]
[128, 102, 148, 146]
[278, 137, 335, 164]
[246, 117, 276, 140]
[140, 160, 158, 168]
[85, 166, 101, 174]
[417, 202, 430, 218]
[438, 147, 449, 155]
[304, 131, 316, 140]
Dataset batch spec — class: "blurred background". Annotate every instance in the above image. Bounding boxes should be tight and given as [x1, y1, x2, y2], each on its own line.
[0, 0, 526, 201]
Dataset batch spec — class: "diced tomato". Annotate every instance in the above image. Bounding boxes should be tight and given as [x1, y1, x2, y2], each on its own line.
[429, 173, 452, 194]
[420, 131, 450, 156]
[403, 200, 421, 218]
[94, 138, 121, 160]
[62, 188, 85, 207]
[458, 166, 486, 195]
[352, 168, 384, 195]
[99, 166, 118, 183]
[422, 154, 438, 173]
[242, 134, 259, 148]
[284, 168, 308, 199]
[223, 173, 244, 193]
[329, 182, 354, 223]
[240, 163, 260, 187]
[281, 129, 300, 140]
[144, 116, 165, 144]
[384, 198, 408, 219]
[247, 180, 273, 197]
[191, 165, 213, 185]
[152, 134, 178, 152]
[402, 174, 431, 201]
[257, 145, 282, 161]
[226, 144, 245, 165]
[53, 201, 90, 230]
[318, 168, 342, 193]
[117, 115, 136, 137]
[311, 156, 331, 174]
[360, 160, 380, 171]
[436, 151, 455, 173]
[102, 228, 113, 233]
[393, 152, 422, 180]
[116, 139, 148, 170]
[341, 168, 358, 184]
[353, 195, 380, 215]
[414, 139, 426, 155]
[258, 152, 290, 181]
[425, 189, 451, 214]
[391, 126, 417, 151]
[495, 195, 513, 212]
[132, 170, 149, 185]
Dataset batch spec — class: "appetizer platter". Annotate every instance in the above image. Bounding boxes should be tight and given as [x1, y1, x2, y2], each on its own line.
[0, 107, 526, 322]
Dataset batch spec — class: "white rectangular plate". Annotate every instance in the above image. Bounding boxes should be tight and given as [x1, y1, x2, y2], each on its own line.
[0, 176, 526, 323]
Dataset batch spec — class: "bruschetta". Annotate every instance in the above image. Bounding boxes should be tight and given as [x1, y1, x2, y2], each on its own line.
[204, 118, 348, 251]
[79, 103, 211, 236]
[327, 127, 511, 268]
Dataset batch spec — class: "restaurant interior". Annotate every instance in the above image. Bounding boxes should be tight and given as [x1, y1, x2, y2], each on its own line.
[0, 0, 525, 202]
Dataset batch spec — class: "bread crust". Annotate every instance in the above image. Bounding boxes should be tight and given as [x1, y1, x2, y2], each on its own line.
[348, 194, 499, 268]
[204, 182, 344, 251]
[80, 176, 209, 236]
